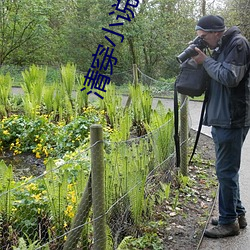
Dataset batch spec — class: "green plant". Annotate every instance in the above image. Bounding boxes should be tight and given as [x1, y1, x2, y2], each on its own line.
[75, 74, 89, 115]
[60, 63, 76, 102]
[13, 237, 39, 250]
[172, 190, 180, 210]
[99, 83, 123, 128]
[43, 84, 55, 114]
[117, 233, 163, 250]
[21, 65, 47, 118]
[0, 73, 12, 117]
[12, 176, 49, 241]
[178, 173, 191, 189]
[157, 182, 171, 204]
[0, 161, 15, 222]
[144, 100, 174, 164]
[129, 83, 153, 130]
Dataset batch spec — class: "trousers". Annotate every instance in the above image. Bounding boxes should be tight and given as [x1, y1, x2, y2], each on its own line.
[211, 126, 249, 225]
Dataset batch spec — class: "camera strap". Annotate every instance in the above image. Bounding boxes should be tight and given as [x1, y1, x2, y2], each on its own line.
[189, 91, 208, 164]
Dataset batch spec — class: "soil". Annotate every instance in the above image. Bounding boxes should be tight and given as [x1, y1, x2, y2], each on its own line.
[158, 130, 217, 250]
[0, 152, 45, 180]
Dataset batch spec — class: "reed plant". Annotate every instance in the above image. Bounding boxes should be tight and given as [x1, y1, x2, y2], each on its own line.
[99, 83, 122, 128]
[129, 84, 153, 135]
[43, 84, 55, 114]
[52, 83, 66, 122]
[76, 75, 89, 115]
[43, 159, 69, 246]
[105, 136, 153, 227]
[0, 73, 12, 117]
[61, 63, 76, 103]
[145, 100, 175, 164]
[21, 65, 47, 118]
[0, 161, 14, 222]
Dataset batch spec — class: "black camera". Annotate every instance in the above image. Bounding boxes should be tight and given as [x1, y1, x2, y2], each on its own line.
[176, 36, 208, 63]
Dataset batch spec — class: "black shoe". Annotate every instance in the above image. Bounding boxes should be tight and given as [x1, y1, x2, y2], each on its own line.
[211, 214, 247, 229]
[204, 222, 240, 238]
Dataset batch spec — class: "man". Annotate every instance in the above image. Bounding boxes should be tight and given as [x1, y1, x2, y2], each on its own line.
[192, 15, 250, 238]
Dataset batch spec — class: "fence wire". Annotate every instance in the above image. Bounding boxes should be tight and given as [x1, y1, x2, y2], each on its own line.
[0, 67, 192, 249]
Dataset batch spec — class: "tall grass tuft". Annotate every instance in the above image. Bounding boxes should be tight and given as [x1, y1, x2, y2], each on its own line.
[99, 83, 122, 128]
[129, 83, 153, 135]
[21, 65, 47, 118]
[75, 74, 89, 116]
[144, 100, 175, 164]
[61, 63, 76, 103]
[0, 161, 14, 222]
[0, 73, 12, 117]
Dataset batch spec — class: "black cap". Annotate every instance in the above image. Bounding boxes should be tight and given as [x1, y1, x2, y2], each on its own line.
[195, 15, 225, 32]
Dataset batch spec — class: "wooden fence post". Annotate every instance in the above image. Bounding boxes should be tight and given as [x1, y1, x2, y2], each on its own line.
[91, 124, 106, 250]
[180, 94, 188, 176]
[133, 64, 138, 86]
[63, 175, 92, 250]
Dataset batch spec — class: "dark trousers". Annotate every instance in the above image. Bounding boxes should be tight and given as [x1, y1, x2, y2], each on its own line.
[211, 126, 249, 225]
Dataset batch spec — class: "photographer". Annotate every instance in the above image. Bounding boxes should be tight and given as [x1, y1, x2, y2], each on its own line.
[192, 15, 250, 238]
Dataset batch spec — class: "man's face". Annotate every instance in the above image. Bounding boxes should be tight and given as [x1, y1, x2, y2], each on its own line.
[196, 30, 221, 49]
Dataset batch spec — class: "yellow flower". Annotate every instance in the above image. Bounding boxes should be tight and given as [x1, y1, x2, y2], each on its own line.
[10, 143, 14, 150]
[32, 193, 42, 201]
[65, 205, 74, 218]
[3, 130, 9, 135]
[71, 195, 76, 204]
[26, 183, 37, 191]
[36, 152, 41, 159]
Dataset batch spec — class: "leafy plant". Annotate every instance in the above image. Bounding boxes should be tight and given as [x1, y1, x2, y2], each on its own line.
[117, 233, 163, 250]
[21, 65, 47, 118]
[60, 63, 76, 103]
[99, 83, 123, 128]
[43, 84, 55, 114]
[0, 73, 12, 117]
[144, 100, 174, 164]
[129, 83, 153, 133]
[0, 161, 15, 222]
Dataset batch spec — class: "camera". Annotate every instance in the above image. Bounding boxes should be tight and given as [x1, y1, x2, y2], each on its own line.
[176, 36, 208, 64]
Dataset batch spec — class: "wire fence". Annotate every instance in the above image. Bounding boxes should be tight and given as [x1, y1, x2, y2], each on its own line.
[0, 65, 191, 249]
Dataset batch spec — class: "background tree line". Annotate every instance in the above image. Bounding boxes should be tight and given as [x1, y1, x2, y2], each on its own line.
[0, 0, 249, 85]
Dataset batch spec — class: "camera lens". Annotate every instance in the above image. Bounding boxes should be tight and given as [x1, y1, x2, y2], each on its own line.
[176, 44, 198, 63]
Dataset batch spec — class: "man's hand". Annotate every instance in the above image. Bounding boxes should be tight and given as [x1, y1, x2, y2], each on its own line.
[192, 47, 207, 64]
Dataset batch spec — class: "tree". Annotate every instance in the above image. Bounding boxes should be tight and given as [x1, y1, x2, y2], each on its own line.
[0, 0, 52, 65]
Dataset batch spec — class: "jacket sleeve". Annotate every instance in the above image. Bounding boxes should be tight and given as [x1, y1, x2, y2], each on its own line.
[203, 37, 250, 87]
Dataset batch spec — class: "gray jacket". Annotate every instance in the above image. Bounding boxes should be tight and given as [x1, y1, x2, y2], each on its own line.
[203, 26, 250, 128]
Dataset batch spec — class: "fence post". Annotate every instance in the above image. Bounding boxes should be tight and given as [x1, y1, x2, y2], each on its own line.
[63, 175, 92, 250]
[180, 94, 188, 176]
[133, 64, 138, 86]
[91, 124, 106, 250]
[125, 64, 137, 110]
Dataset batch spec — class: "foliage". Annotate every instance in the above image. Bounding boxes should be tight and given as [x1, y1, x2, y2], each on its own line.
[0, 0, 52, 65]
[0, 0, 228, 82]
[0, 107, 103, 158]
[0, 73, 12, 117]
[0, 79, 178, 248]
[21, 65, 47, 118]
[144, 100, 175, 163]
[0, 161, 15, 222]
[99, 83, 124, 129]
[117, 233, 163, 250]
[129, 83, 153, 135]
